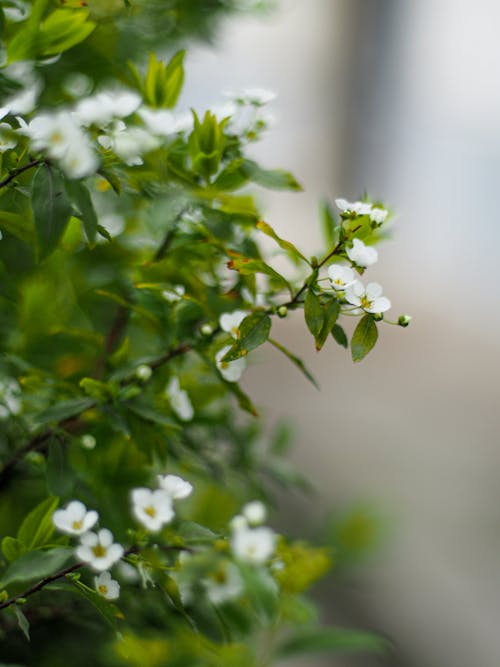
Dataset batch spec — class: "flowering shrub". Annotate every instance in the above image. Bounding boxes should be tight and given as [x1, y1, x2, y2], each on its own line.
[0, 1, 410, 665]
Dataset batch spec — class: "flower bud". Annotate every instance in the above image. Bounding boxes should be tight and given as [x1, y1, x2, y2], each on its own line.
[201, 323, 214, 336]
[135, 364, 152, 381]
[277, 305, 287, 318]
[81, 434, 97, 450]
[398, 314, 412, 327]
[372, 312, 384, 322]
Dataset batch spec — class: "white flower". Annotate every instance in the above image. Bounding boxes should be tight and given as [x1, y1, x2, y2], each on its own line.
[4, 1, 31, 22]
[139, 108, 192, 137]
[242, 501, 266, 525]
[98, 121, 159, 166]
[76, 529, 124, 572]
[52, 501, 98, 536]
[335, 198, 372, 216]
[219, 310, 248, 339]
[346, 238, 378, 267]
[157, 474, 193, 500]
[229, 514, 248, 532]
[224, 88, 276, 106]
[165, 377, 194, 421]
[131, 488, 174, 532]
[0, 123, 17, 153]
[231, 526, 276, 565]
[162, 285, 185, 303]
[74, 89, 141, 127]
[215, 345, 247, 383]
[94, 571, 120, 600]
[370, 207, 388, 224]
[327, 264, 356, 291]
[23, 111, 98, 178]
[204, 562, 243, 604]
[344, 281, 391, 314]
[0, 377, 21, 419]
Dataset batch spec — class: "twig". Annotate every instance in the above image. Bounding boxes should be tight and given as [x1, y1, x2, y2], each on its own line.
[0, 159, 44, 189]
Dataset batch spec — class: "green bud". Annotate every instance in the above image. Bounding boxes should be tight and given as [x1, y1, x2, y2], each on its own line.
[372, 312, 384, 322]
[136, 364, 152, 381]
[398, 314, 412, 327]
[201, 323, 214, 336]
[277, 305, 288, 318]
[81, 434, 97, 450]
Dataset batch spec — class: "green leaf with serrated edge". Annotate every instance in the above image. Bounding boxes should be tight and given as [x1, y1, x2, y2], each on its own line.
[315, 298, 340, 351]
[33, 397, 95, 427]
[71, 579, 121, 630]
[256, 220, 308, 263]
[46, 440, 73, 497]
[227, 255, 291, 295]
[268, 338, 319, 390]
[275, 627, 388, 659]
[2, 547, 73, 587]
[331, 323, 348, 348]
[222, 313, 271, 362]
[351, 314, 378, 362]
[13, 605, 30, 641]
[31, 165, 73, 261]
[2, 537, 25, 562]
[17, 496, 59, 550]
[304, 288, 324, 341]
[0, 212, 35, 244]
[241, 159, 302, 191]
[65, 180, 98, 246]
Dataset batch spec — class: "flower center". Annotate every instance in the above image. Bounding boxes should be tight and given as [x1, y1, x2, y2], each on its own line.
[144, 505, 157, 518]
[98, 584, 108, 595]
[72, 520, 83, 530]
[50, 131, 63, 144]
[92, 545, 107, 558]
[360, 296, 372, 310]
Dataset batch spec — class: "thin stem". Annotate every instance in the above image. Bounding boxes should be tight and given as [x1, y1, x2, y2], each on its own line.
[0, 159, 44, 189]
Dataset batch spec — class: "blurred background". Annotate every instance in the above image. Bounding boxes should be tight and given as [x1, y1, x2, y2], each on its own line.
[183, 1, 500, 666]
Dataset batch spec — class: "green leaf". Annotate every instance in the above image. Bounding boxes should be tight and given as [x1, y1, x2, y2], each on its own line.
[222, 312, 271, 362]
[268, 338, 319, 389]
[256, 220, 308, 264]
[176, 521, 218, 545]
[213, 160, 249, 191]
[331, 323, 348, 348]
[144, 50, 185, 108]
[0, 211, 35, 244]
[65, 180, 98, 246]
[225, 382, 258, 417]
[13, 605, 30, 641]
[237, 563, 278, 620]
[242, 159, 302, 191]
[46, 440, 73, 497]
[125, 402, 181, 431]
[319, 199, 339, 247]
[31, 165, 73, 261]
[275, 627, 388, 659]
[1, 547, 73, 587]
[315, 297, 339, 351]
[33, 397, 95, 427]
[38, 9, 96, 57]
[227, 255, 291, 295]
[351, 315, 378, 362]
[17, 496, 59, 550]
[71, 579, 121, 630]
[1, 537, 26, 563]
[304, 288, 324, 341]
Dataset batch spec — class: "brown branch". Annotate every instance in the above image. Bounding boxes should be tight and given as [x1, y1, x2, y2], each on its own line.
[0, 159, 45, 190]
[0, 544, 194, 612]
[93, 304, 130, 379]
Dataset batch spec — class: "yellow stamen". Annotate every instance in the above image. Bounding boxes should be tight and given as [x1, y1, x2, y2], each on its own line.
[98, 585, 108, 595]
[144, 506, 156, 518]
[92, 545, 107, 558]
[72, 520, 83, 530]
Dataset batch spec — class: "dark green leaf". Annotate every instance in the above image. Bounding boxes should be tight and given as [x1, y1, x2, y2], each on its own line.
[351, 315, 378, 362]
[268, 338, 319, 389]
[65, 180, 98, 246]
[319, 199, 339, 247]
[315, 298, 339, 351]
[0, 211, 35, 244]
[242, 160, 302, 191]
[331, 323, 348, 348]
[176, 521, 218, 545]
[46, 440, 73, 497]
[32, 165, 73, 261]
[17, 497, 59, 550]
[1, 548, 73, 587]
[71, 579, 121, 630]
[275, 627, 389, 659]
[13, 605, 30, 641]
[304, 289, 324, 341]
[125, 402, 181, 431]
[222, 313, 271, 362]
[34, 398, 95, 427]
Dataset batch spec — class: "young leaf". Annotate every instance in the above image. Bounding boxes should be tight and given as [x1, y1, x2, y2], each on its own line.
[222, 312, 272, 362]
[2, 548, 73, 587]
[256, 220, 308, 264]
[38, 9, 96, 57]
[331, 323, 348, 348]
[227, 255, 291, 295]
[351, 315, 378, 362]
[13, 605, 30, 641]
[17, 496, 59, 550]
[304, 288, 324, 342]
[31, 165, 73, 261]
[268, 338, 319, 390]
[1, 536, 26, 562]
[319, 199, 339, 247]
[242, 159, 302, 191]
[275, 627, 388, 659]
[0, 211, 35, 244]
[65, 180, 98, 246]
